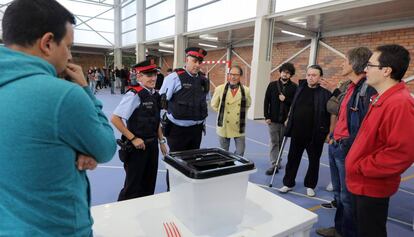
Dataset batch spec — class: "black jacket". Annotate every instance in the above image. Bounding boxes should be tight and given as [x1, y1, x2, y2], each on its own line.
[263, 79, 297, 123]
[285, 80, 331, 141]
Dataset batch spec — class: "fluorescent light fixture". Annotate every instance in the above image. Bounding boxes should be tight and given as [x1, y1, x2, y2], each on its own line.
[198, 43, 217, 48]
[109, 52, 114, 55]
[159, 42, 173, 48]
[199, 34, 218, 41]
[281, 30, 305, 38]
[159, 49, 174, 54]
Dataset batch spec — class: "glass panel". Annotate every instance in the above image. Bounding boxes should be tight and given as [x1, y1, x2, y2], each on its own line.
[146, 0, 174, 24]
[122, 16, 136, 33]
[122, 30, 137, 46]
[74, 29, 114, 46]
[146, 0, 163, 8]
[275, 0, 336, 12]
[76, 16, 114, 33]
[58, 0, 113, 18]
[122, 0, 136, 20]
[187, 0, 255, 32]
[188, 0, 215, 9]
[145, 17, 174, 41]
[99, 9, 114, 20]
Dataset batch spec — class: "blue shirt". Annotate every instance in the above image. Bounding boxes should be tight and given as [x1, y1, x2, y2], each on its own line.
[159, 69, 205, 126]
[113, 85, 156, 120]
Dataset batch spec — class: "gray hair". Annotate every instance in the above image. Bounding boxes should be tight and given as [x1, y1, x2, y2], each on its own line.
[347, 47, 372, 75]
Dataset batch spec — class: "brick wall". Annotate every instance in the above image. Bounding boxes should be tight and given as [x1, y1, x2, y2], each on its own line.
[147, 27, 414, 93]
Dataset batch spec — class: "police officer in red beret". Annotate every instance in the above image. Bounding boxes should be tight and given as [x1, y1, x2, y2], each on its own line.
[159, 47, 209, 189]
[111, 59, 168, 200]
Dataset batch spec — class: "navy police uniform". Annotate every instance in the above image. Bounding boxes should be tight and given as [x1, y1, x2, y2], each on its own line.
[113, 60, 161, 200]
[159, 47, 209, 152]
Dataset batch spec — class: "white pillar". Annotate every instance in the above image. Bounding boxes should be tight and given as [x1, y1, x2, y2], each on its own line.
[173, 0, 187, 69]
[225, 46, 232, 83]
[114, 0, 122, 68]
[135, 0, 146, 63]
[248, 0, 273, 119]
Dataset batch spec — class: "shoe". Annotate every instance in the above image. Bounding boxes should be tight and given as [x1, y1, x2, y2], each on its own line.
[326, 182, 333, 192]
[278, 186, 293, 193]
[316, 227, 336, 237]
[265, 166, 277, 175]
[306, 188, 316, 197]
[320, 200, 337, 209]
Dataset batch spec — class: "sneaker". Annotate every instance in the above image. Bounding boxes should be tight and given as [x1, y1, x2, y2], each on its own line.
[306, 188, 316, 197]
[316, 227, 336, 237]
[265, 166, 277, 175]
[320, 200, 337, 209]
[279, 186, 293, 193]
[326, 182, 333, 192]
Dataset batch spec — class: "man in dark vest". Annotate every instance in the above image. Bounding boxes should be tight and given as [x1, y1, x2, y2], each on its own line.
[111, 59, 168, 200]
[159, 47, 209, 152]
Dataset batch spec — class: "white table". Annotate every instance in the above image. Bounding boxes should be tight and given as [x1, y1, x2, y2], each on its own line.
[91, 183, 317, 237]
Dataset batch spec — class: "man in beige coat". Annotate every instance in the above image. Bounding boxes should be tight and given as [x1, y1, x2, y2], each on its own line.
[211, 65, 251, 156]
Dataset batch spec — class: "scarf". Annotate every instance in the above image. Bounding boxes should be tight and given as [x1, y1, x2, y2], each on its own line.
[217, 82, 247, 133]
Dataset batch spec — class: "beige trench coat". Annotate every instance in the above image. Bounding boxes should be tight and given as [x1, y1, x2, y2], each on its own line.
[211, 84, 251, 138]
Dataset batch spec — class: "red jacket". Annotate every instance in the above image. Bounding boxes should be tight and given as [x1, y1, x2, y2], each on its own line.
[346, 82, 414, 198]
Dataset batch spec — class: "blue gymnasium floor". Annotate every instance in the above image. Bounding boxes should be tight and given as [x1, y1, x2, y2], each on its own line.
[89, 88, 414, 237]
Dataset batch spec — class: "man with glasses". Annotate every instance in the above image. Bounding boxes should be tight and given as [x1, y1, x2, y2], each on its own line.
[345, 44, 414, 237]
[316, 47, 376, 237]
[211, 65, 251, 156]
[111, 59, 168, 200]
[263, 62, 297, 175]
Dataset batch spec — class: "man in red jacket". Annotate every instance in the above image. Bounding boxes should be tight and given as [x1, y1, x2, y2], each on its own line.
[345, 44, 414, 237]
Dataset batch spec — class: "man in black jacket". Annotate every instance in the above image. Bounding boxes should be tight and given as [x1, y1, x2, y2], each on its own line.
[279, 65, 331, 197]
[263, 63, 297, 175]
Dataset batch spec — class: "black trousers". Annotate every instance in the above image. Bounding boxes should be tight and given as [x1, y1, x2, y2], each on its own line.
[118, 140, 159, 201]
[282, 136, 325, 189]
[165, 122, 203, 190]
[167, 123, 203, 152]
[352, 194, 390, 237]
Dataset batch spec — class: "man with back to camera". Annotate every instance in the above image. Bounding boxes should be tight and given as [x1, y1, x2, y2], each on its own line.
[316, 47, 377, 237]
[211, 65, 252, 156]
[111, 59, 168, 201]
[263, 62, 297, 175]
[345, 44, 414, 237]
[279, 65, 331, 197]
[0, 0, 117, 236]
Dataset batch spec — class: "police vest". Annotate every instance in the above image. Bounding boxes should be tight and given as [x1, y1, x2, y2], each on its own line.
[168, 69, 208, 120]
[127, 86, 161, 139]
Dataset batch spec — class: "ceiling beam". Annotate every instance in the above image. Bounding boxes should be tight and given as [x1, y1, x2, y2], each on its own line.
[268, 0, 393, 21]
[274, 22, 317, 37]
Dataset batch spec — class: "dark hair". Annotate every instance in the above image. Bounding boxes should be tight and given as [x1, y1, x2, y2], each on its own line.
[347, 47, 372, 75]
[2, 0, 76, 46]
[230, 65, 243, 76]
[376, 44, 410, 81]
[307, 64, 323, 76]
[279, 62, 295, 76]
[167, 68, 173, 73]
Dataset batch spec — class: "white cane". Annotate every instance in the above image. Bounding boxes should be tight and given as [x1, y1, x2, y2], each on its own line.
[269, 136, 287, 187]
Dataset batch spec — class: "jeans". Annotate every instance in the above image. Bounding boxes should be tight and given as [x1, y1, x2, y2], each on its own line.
[218, 136, 245, 156]
[330, 142, 357, 237]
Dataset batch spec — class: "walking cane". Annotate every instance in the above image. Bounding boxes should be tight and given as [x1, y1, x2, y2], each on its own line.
[269, 136, 287, 187]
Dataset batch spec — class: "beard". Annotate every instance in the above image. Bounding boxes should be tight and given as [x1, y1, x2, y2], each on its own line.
[281, 77, 289, 82]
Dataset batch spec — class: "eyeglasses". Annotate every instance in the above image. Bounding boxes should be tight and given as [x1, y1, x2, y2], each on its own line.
[365, 63, 383, 69]
[228, 73, 241, 77]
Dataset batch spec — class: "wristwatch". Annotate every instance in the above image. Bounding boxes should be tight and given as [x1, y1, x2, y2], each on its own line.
[159, 137, 167, 144]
